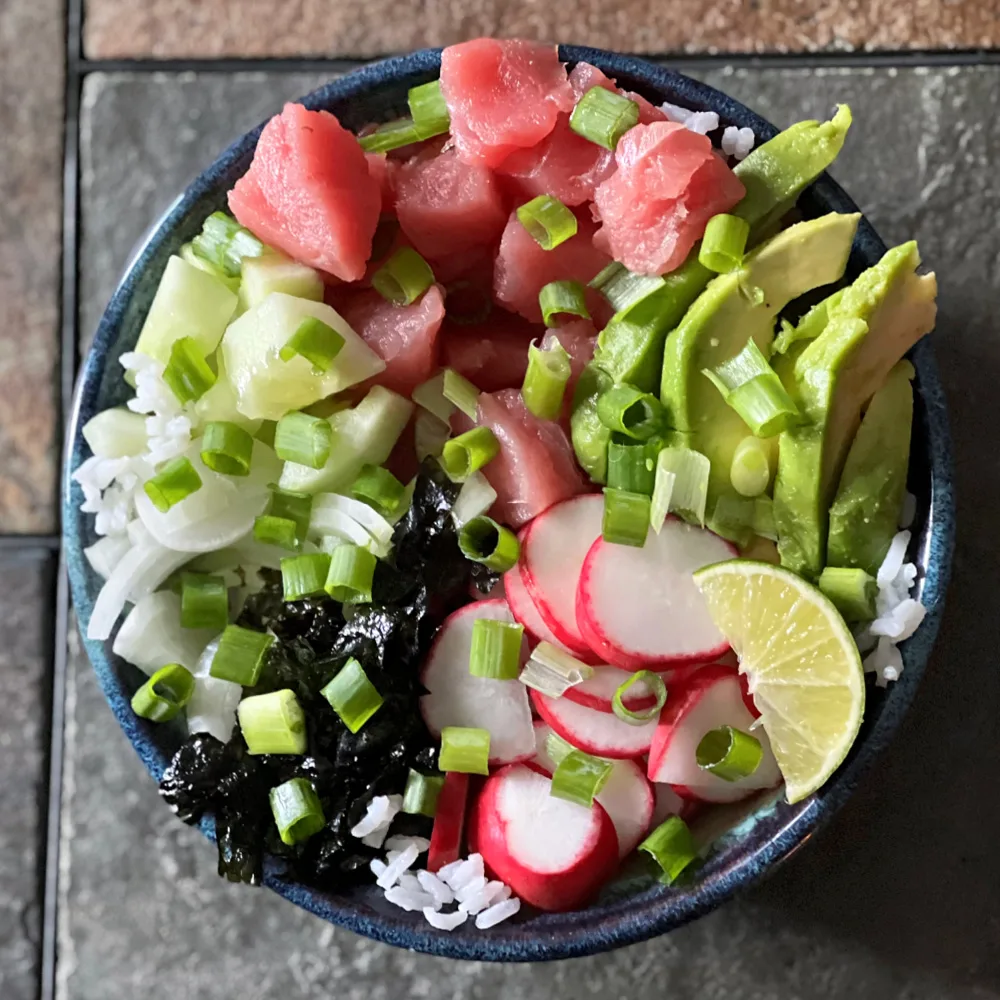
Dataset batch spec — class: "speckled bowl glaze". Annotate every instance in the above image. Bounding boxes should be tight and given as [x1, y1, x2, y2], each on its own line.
[63, 46, 954, 962]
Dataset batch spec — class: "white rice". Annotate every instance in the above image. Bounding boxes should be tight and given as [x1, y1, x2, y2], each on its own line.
[384, 835, 431, 854]
[475, 897, 521, 929]
[877, 530, 910, 588]
[384, 884, 436, 912]
[351, 795, 403, 838]
[361, 824, 391, 849]
[659, 101, 719, 135]
[435, 858, 467, 883]
[375, 843, 419, 889]
[458, 880, 509, 915]
[863, 636, 904, 689]
[369, 858, 388, 880]
[417, 869, 455, 907]
[422, 907, 468, 931]
[454, 874, 488, 901]
[721, 125, 756, 160]
[441, 854, 485, 893]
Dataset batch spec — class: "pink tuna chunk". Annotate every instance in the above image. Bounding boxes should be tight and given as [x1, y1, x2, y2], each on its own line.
[365, 152, 399, 215]
[440, 39, 574, 169]
[395, 147, 508, 261]
[592, 121, 746, 275]
[476, 389, 586, 528]
[228, 103, 380, 282]
[337, 285, 446, 396]
[440, 309, 538, 392]
[494, 210, 611, 324]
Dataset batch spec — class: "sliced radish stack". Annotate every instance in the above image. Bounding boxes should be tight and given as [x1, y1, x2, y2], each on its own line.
[521, 494, 604, 659]
[531, 689, 658, 759]
[647, 665, 782, 803]
[473, 763, 618, 911]
[576, 517, 735, 670]
[427, 772, 470, 872]
[420, 600, 535, 765]
[563, 664, 667, 714]
[650, 782, 687, 828]
[504, 558, 568, 650]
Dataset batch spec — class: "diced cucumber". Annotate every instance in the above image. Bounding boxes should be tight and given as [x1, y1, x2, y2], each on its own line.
[238, 255, 324, 312]
[221, 293, 386, 421]
[134, 255, 238, 366]
[192, 353, 262, 434]
[279, 386, 413, 494]
[82, 407, 148, 458]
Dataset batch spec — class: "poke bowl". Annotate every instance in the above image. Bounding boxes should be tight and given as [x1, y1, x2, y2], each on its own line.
[63, 42, 954, 961]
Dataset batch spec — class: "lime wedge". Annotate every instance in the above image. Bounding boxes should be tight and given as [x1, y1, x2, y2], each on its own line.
[693, 560, 864, 803]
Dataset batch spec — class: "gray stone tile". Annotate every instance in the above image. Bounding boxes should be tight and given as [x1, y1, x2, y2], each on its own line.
[0, 0, 63, 532]
[0, 555, 52, 1000]
[68, 65, 999, 999]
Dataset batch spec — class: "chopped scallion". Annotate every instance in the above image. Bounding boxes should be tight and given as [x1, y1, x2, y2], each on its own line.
[538, 280, 590, 328]
[415, 410, 451, 461]
[412, 372, 454, 424]
[450, 471, 497, 529]
[597, 385, 664, 440]
[408, 78, 451, 139]
[268, 487, 313, 544]
[602, 487, 651, 547]
[162, 336, 217, 404]
[730, 435, 773, 497]
[274, 411, 333, 469]
[651, 447, 710, 529]
[817, 566, 877, 622]
[589, 262, 665, 318]
[519, 641, 594, 698]
[545, 730, 576, 767]
[639, 816, 698, 884]
[131, 663, 195, 722]
[278, 316, 345, 373]
[238, 688, 307, 755]
[320, 657, 383, 733]
[612, 670, 667, 725]
[143, 456, 202, 513]
[698, 213, 750, 274]
[359, 117, 423, 153]
[200, 420, 254, 477]
[458, 516, 520, 572]
[443, 368, 481, 420]
[440, 426, 500, 482]
[324, 543, 376, 603]
[696, 726, 763, 782]
[607, 440, 655, 496]
[438, 726, 490, 775]
[350, 464, 406, 519]
[752, 494, 778, 541]
[402, 768, 445, 817]
[550, 749, 614, 807]
[515, 195, 578, 251]
[569, 86, 640, 150]
[209, 625, 274, 687]
[522, 339, 571, 420]
[372, 246, 435, 306]
[180, 572, 229, 631]
[281, 553, 332, 601]
[269, 777, 326, 845]
[709, 493, 755, 546]
[191, 210, 265, 277]
[468, 618, 524, 679]
[253, 514, 299, 550]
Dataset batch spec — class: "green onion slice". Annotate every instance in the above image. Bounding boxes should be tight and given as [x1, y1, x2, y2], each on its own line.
[468, 618, 524, 680]
[321, 657, 383, 733]
[612, 670, 668, 724]
[281, 553, 332, 601]
[752, 494, 777, 541]
[268, 487, 313, 544]
[130, 663, 195, 722]
[350, 464, 407, 519]
[274, 411, 333, 469]
[372, 246, 435, 306]
[408, 78, 451, 139]
[438, 726, 490, 775]
[412, 372, 454, 424]
[458, 516, 520, 572]
[696, 726, 763, 782]
[607, 440, 655, 496]
[143, 456, 202, 513]
[651, 447, 710, 530]
[269, 777, 326, 846]
[522, 339, 571, 421]
[191, 210, 265, 277]
[698, 213, 751, 274]
[569, 86, 640, 150]
[200, 421, 254, 477]
[597, 385, 664, 440]
[162, 336, 218, 405]
[817, 566, 877, 622]
[710, 493, 755, 546]
[415, 410, 451, 462]
[538, 280, 590, 328]
[519, 641, 594, 698]
[209, 625, 274, 687]
[703, 339, 801, 438]
[639, 816, 698, 884]
[180, 572, 229, 631]
[402, 768, 445, 817]
[180, 241, 240, 291]
[730, 435, 773, 497]
[515, 195, 578, 251]
[443, 368, 481, 421]
[440, 426, 500, 482]
[324, 543, 377, 603]
[359, 118, 423, 154]
[451, 471, 498, 529]
[278, 317, 345, 373]
[253, 514, 299, 550]
[602, 487, 651, 547]
[544, 730, 577, 767]
[550, 749, 614, 807]
[237, 688, 307, 755]
[589, 262, 665, 318]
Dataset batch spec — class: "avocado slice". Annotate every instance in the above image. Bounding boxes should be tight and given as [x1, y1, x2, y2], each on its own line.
[569, 361, 615, 483]
[660, 212, 860, 530]
[773, 241, 936, 577]
[827, 359, 914, 575]
[592, 106, 854, 392]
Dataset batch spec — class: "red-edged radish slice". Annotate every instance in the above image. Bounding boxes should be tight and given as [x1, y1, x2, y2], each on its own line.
[521, 494, 604, 658]
[420, 600, 535, 765]
[473, 763, 618, 911]
[563, 664, 667, 714]
[531, 719, 559, 774]
[504, 560, 568, 650]
[650, 782, 686, 828]
[427, 771, 470, 872]
[576, 518, 735, 670]
[531, 689, 658, 759]
[647, 665, 782, 803]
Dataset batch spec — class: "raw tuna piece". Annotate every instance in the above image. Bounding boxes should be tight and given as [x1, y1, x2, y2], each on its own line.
[476, 389, 586, 527]
[228, 103, 380, 282]
[365, 152, 399, 215]
[440, 39, 575, 168]
[337, 285, 446, 396]
[494, 211, 611, 324]
[395, 147, 508, 261]
[541, 321, 596, 406]
[440, 310, 537, 392]
[592, 121, 746, 275]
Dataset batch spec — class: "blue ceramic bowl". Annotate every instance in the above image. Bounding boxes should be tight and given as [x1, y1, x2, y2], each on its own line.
[63, 46, 954, 961]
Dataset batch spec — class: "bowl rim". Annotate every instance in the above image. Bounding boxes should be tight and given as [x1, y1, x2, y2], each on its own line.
[63, 45, 955, 962]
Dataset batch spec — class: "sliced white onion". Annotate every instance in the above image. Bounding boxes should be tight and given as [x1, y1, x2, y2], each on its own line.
[309, 504, 377, 551]
[312, 493, 394, 555]
[411, 372, 454, 424]
[127, 518, 154, 547]
[415, 410, 450, 462]
[186, 674, 242, 741]
[82, 407, 149, 459]
[112, 591, 214, 674]
[84, 534, 132, 580]
[450, 471, 497, 529]
[193, 636, 222, 678]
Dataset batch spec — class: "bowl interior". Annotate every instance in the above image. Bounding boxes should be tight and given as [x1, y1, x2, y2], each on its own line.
[63, 45, 954, 962]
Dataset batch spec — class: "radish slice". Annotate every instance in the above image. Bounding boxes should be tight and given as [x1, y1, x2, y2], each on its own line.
[647, 665, 782, 803]
[650, 782, 686, 828]
[473, 763, 618, 911]
[576, 518, 735, 670]
[504, 558, 567, 650]
[521, 494, 604, 658]
[420, 600, 535, 765]
[427, 772, 470, 872]
[531, 689, 658, 759]
[531, 719, 559, 774]
[563, 664, 668, 714]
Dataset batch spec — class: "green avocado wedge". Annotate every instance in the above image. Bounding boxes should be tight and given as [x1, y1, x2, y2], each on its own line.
[827, 359, 915, 575]
[569, 362, 615, 483]
[773, 241, 937, 577]
[591, 106, 854, 393]
[660, 212, 860, 533]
